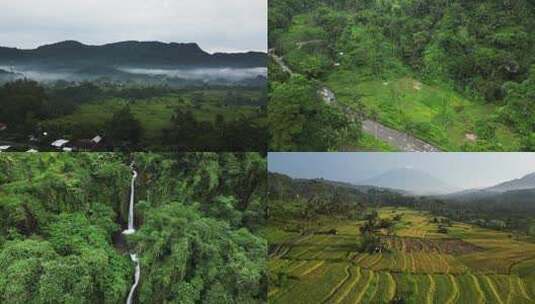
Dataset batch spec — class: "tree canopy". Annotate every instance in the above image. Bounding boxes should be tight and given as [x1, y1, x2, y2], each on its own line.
[0, 153, 267, 303]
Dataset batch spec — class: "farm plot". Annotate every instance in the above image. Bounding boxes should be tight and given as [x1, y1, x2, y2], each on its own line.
[267, 208, 535, 303]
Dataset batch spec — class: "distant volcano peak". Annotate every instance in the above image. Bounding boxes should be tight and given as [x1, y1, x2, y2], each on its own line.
[358, 167, 460, 195]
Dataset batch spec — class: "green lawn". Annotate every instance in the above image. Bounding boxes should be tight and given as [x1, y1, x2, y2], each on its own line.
[352, 133, 398, 151]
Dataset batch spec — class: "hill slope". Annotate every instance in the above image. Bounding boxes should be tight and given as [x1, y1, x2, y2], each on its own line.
[485, 172, 535, 192]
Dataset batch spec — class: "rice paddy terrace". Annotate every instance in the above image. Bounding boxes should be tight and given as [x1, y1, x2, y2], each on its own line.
[267, 208, 535, 303]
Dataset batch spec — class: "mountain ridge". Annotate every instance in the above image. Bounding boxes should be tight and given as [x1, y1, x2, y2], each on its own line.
[0, 40, 266, 68]
[446, 171, 535, 197]
[484, 172, 535, 192]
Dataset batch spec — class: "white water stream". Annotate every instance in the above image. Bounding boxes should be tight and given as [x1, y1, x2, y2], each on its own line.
[123, 167, 139, 304]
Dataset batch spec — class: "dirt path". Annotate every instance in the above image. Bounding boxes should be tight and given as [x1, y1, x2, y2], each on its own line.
[268, 49, 441, 152]
[268, 49, 295, 76]
[296, 40, 324, 49]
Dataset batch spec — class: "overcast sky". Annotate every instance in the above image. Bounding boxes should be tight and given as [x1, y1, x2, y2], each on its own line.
[268, 153, 535, 190]
[0, 0, 266, 53]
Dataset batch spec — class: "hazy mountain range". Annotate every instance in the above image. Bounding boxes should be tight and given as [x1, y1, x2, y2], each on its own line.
[357, 167, 460, 195]
[354, 168, 535, 196]
[355, 168, 535, 211]
[438, 172, 535, 212]
[442, 172, 535, 201]
[484, 172, 535, 192]
[270, 169, 535, 212]
[0, 41, 267, 85]
[0, 40, 266, 68]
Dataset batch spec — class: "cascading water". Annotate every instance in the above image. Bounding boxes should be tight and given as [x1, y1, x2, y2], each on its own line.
[123, 168, 138, 235]
[123, 165, 139, 304]
[126, 254, 140, 304]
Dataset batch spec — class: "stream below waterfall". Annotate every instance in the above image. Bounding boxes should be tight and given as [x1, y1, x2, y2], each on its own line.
[123, 165, 139, 304]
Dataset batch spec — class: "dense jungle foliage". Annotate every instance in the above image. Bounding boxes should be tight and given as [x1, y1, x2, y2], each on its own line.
[0, 153, 267, 303]
[269, 0, 535, 151]
[268, 72, 361, 151]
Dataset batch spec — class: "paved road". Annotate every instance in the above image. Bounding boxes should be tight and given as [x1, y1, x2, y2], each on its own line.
[269, 49, 441, 152]
[362, 119, 440, 152]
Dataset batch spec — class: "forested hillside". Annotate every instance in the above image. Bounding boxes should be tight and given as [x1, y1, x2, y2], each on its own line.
[268, 172, 535, 236]
[269, 0, 535, 151]
[0, 153, 267, 303]
[0, 41, 266, 68]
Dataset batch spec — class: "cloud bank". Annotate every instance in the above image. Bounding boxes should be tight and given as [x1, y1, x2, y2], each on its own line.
[0, 0, 267, 53]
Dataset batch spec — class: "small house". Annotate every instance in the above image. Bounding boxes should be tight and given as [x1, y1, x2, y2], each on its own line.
[0, 145, 11, 152]
[91, 135, 102, 144]
[0, 123, 7, 131]
[51, 139, 69, 148]
[73, 135, 104, 151]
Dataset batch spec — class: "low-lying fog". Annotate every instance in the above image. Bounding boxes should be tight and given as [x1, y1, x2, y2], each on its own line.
[0, 65, 74, 82]
[118, 67, 267, 81]
[0, 65, 267, 84]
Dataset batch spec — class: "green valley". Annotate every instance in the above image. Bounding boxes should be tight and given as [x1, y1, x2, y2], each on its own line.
[0, 82, 266, 152]
[266, 154, 535, 303]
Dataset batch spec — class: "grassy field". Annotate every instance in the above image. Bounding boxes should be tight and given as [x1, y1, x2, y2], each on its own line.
[42, 89, 264, 145]
[342, 133, 398, 152]
[275, 12, 522, 151]
[266, 207, 535, 303]
[326, 72, 521, 151]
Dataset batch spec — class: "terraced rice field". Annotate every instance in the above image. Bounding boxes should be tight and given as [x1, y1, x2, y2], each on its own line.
[268, 208, 535, 303]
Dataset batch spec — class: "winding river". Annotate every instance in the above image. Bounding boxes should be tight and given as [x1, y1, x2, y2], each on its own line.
[123, 166, 139, 304]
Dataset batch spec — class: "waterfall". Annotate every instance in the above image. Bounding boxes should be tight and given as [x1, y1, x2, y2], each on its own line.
[123, 166, 140, 304]
[123, 169, 138, 235]
[126, 254, 141, 304]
